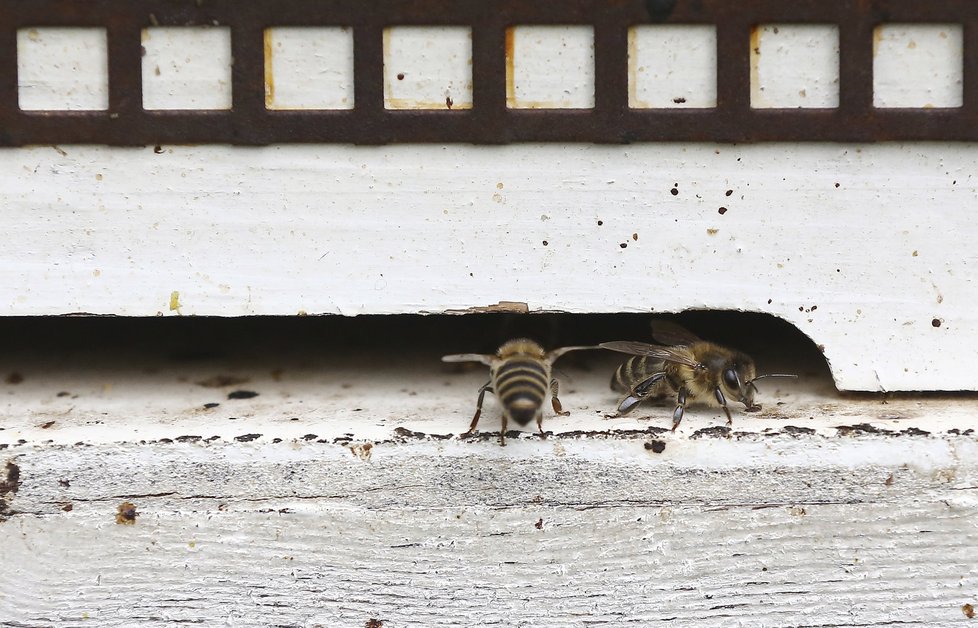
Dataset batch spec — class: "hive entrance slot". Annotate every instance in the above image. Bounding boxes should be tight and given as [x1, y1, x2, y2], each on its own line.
[0, 312, 854, 448]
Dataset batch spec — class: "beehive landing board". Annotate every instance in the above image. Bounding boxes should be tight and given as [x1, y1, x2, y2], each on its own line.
[1, 340, 977, 626]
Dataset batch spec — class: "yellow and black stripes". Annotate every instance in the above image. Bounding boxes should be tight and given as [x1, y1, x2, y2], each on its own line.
[492, 358, 549, 425]
[611, 356, 657, 393]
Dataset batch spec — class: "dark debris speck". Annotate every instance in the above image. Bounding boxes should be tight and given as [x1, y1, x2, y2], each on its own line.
[227, 390, 259, 400]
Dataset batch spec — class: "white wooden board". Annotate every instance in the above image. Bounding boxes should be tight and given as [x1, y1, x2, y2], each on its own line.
[3, 431, 978, 627]
[3, 142, 977, 391]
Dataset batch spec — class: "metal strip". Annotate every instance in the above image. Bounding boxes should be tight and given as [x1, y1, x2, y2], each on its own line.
[0, 0, 975, 145]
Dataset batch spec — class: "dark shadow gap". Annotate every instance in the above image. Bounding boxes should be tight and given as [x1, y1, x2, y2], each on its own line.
[0, 311, 833, 387]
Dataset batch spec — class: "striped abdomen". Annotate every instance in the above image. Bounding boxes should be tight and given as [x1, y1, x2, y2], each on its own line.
[492, 357, 550, 425]
[611, 357, 668, 394]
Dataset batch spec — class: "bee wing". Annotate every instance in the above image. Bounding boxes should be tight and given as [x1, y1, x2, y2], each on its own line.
[649, 320, 702, 346]
[441, 353, 494, 366]
[544, 345, 601, 364]
[599, 341, 705, 370]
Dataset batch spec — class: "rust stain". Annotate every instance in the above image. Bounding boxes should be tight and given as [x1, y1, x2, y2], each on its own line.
[263, 28, 275, 108]
[383, 28, 395, 108]
[963, 603, 975, 619]
[386, 96, 471, 110]
[116, 501, 138, 525]
[627, 27, 638, 107]
[872, 26, 883, 57]
[349, 442, 374, 461]
[749, 25, 762, 107]
[505, 27, 516, 107]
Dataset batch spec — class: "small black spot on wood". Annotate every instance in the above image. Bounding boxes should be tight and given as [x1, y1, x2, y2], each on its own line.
[645, 440, 666, 453]
[234, 433, 262, 442]
[227, 390, 259, 399]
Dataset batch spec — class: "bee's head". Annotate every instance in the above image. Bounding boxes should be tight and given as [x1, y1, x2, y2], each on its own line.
[497, 338, 546, 359]
[718, 352, 760, 410]
[718, 355, 797, 412]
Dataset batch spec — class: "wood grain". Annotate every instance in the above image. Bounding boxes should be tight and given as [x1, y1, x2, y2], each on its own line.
[3, 435, 977, 627]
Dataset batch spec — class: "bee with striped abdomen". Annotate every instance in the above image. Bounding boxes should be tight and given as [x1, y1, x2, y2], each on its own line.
[442, 339, 596, 445]
[601, 321, 795, 430]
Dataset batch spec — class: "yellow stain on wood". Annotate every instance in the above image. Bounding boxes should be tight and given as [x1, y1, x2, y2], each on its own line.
[264, 29, 275, 108]
[505, 28, 517, 108]
[169, 291, 182, 314]
[627, 27, 639, 108]
[385, 96, 472, 110]
[749, 25, 763, 108]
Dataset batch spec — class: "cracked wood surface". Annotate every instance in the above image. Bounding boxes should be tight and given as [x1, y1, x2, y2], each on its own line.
[2, 434, 978, 627]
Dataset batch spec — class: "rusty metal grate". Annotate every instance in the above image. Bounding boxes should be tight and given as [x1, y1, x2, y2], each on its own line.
[0, 0, 975, 145]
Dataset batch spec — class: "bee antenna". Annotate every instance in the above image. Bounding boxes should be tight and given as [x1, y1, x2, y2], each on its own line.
[749, 373, 798, 382]
[746, 373, 797, 394]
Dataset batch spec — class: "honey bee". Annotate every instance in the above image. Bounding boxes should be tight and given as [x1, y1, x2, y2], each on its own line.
[600, 321, 794, 430]
[442, 339, 596, 445]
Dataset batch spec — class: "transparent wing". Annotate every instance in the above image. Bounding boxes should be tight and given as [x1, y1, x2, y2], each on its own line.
[599, 341, 704, 369]
[441, 353, 494, 366]
[545, 345, 601, 364]
[649, 320, 702, 346]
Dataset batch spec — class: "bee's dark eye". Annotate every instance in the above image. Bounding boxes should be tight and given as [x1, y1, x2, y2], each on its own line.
[723, 368, 740, 389]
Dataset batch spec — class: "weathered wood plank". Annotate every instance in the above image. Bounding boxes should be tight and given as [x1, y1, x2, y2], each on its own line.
[2, 436, 978, 627]
[0, 142, 975, 391]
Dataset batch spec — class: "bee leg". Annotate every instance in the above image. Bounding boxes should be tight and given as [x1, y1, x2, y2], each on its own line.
[671, 387, 689, 431]
[550, 378, 570, 416]
[616, 394, 644, 415]
[535, 411, 547, 438]
[461, 381, 493, 439]
[714, 387, 734, 426]
[617, 372, 665, 416]
[499, 412, 508, 447]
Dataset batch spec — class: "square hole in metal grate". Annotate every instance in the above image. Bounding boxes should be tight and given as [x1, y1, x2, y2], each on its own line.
[265, 27, 355, 110]
[507, 26, 594, 109]
[17, 27, 109, 111]
[629, 25, 717, 109]
[384, 27, 473, 110]
[873, 24, 963, 108]
[142, 26, 233, 111]
[751, 25, 839, 109]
